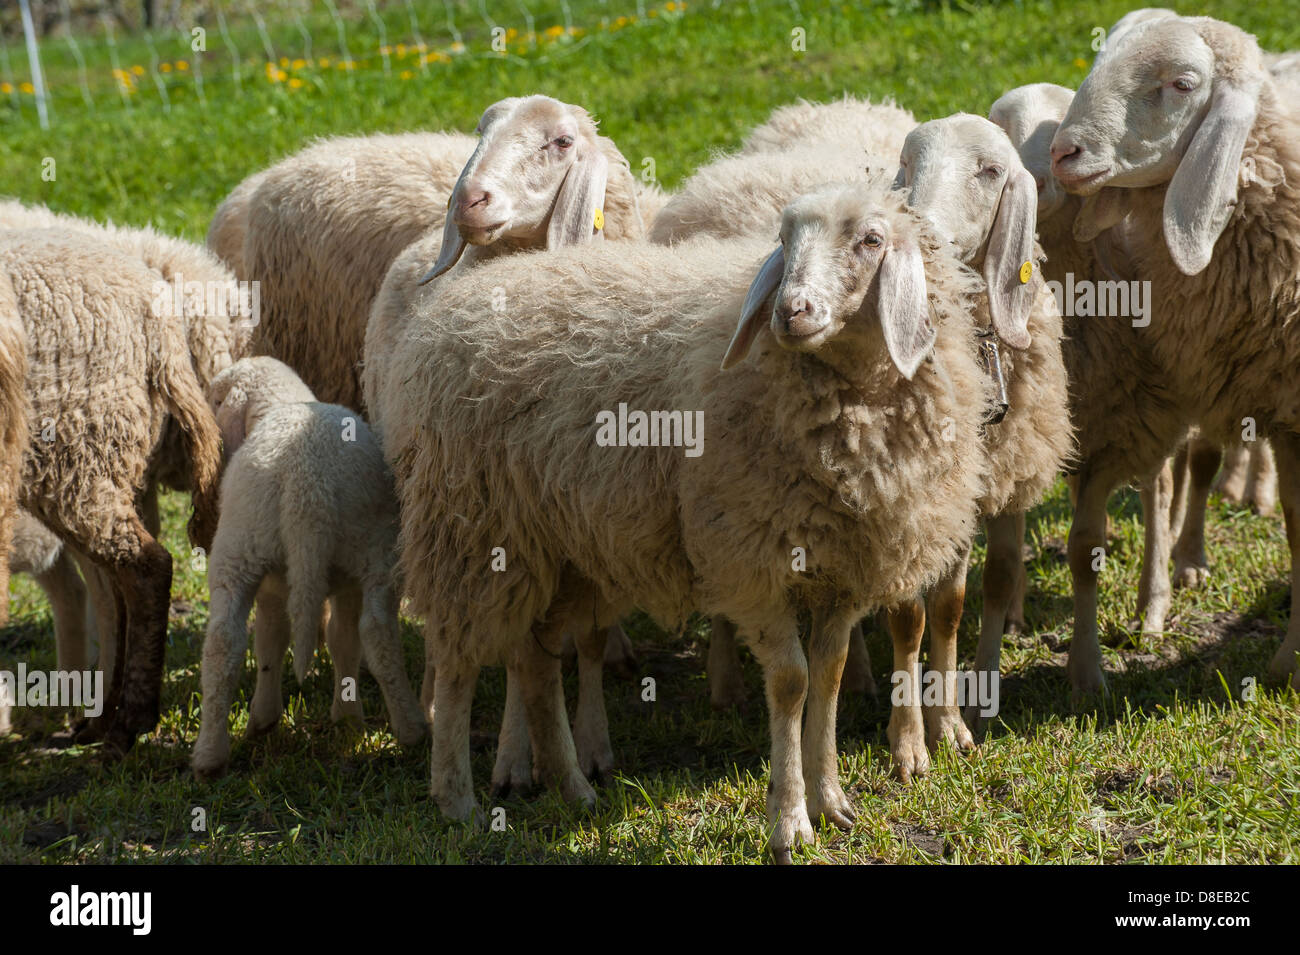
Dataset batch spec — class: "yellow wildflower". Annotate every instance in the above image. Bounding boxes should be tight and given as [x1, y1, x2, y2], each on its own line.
[400, 70, 414, 79]
[131, 64, 145, 75]
[0, 82, 11, 94]
[545, 25, 564, 38]
[160, 62, 172, 72]
[289, 77, 304, 89]
[292, 58, 306, 70]
[20, 81, 33, 93]
[176, 60, 188, 70]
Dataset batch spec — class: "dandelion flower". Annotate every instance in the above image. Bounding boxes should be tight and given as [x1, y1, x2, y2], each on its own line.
[289, 77, 304, 89]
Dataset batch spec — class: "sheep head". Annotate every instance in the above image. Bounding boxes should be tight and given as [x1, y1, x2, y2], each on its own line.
[895, 114, 1036, 348]
[989, 83, 1077, 220]
[1051, 15, 1267, 274]
[422, 95, 611, 281]
[208, 356, 315, 461]
[722, 182, 936, 380]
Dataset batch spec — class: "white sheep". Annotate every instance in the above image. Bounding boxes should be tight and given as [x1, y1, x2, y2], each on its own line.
[379, 177, 992, 860]
[191, 357, 426, 779]
[1050, 13, 1300, 690]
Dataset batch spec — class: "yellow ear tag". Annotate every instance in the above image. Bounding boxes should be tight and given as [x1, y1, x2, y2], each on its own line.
[1019, 260, 1033, 284]
[593, 207, 605, 231]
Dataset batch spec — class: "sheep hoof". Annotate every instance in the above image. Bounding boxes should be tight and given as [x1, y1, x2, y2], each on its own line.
[925, 706, 975, 753]
[767, 805, 815, 864]
[192, 758, 229, 782]
[889, 738, 930, 784]
[1265, 648, 1300, 689]
[556, 770, 598, 811]
[1172, 561, 1209, 590]
[1067, 663, 1107, 702]
[576, 744, 615, 783]
[102, 723, 139, 759]
[246, 717, 278, 739]
[962, 706, 991, 741]
[807, 785, 857, 832]
[709, 680, 747, 711]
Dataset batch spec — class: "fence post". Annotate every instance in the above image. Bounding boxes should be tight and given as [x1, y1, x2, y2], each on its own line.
[17, 0, 50, 129]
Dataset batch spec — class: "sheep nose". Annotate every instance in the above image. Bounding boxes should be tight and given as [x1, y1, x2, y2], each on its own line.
[776, 296, 822, 337]
[461, 189, 490, 210]
[1050, 140, 1082, 171]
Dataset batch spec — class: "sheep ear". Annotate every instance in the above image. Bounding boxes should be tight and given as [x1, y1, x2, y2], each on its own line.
[1163, 78, 1259, 275]
[875, 237, 934, 380]
[983, 166, 1036, 350]
[548, 145, 609, 247]
[420, 194, 467, 284]
[1072, 186, 1125, 241]
[721, 246, 784, 370]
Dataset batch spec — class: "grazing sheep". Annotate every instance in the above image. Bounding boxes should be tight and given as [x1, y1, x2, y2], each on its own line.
[191, 357, 425, 779]
[1050, 13, 1300, 690]
[237, 96, 649, 411]
[1, 229, 222, 752]
[894, 113, 1073, 743]
[381, 178, 992, 860]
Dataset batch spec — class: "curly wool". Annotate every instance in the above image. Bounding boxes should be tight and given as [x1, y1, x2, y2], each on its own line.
[0, 272, 28, 625]
[381, 201, 990, 668]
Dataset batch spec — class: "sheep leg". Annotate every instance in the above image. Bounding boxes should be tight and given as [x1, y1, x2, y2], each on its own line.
[841, 621, 876, 697]
[573, 623, 615, 781]
[1066, 468, 1112, 696]
[428, 638, 482, 822]
[707, 615, 747, 709]
[490, 670, 532, 797]
[36, 548, 90, 674]
[1267, 437, 1300, 689]
[885, 596, 928, 782]
[1169, 440, 1191, 543]
[193, 576, 259, 779]
[287, 566, 329, 685]
[1215, 443, 1251, 503]
[803, 607, 856, 832]
[75, 553, 117, 688]
[1172, 437, 1218, 589]
[602, 622, 638, 681]
[100, 519, 174, 755]
[419, 650, 436, 725]
[326, 587, 365, 727]
[1247, 441, 1278, 515]
[1005, 511, 1028, 633]
[356, 583, 425, 746]
[927, 545, 976, 751]
[741, 618, 812, 864]
[1136, 463, 1174, 636]
[969, 516, 1019, 733]
[516, 624, 596, 810]
[248, 578, 290, 736]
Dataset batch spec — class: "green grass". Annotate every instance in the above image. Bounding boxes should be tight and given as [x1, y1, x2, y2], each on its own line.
[2, 0, 1299, 863]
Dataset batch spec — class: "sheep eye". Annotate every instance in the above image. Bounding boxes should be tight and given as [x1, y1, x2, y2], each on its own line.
[1172, 76, 1196, 93]
[860, 232, 884, 249]
[553, 135, 575, 148]
[979, 164, 1004, 179]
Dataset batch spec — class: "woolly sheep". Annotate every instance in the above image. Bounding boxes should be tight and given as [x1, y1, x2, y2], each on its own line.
[191, 357, 425, 778]
[1, 229, 222, 752]
[235, 96, 651, 412]
[380, 178, 992, 860]
[894, 113, 1073, 740]
[1050, 13, 1300, 690]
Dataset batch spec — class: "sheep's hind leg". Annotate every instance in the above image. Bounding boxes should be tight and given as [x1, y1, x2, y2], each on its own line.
[428, 634, 482, 822]
[969, 516, 1018, 733]
[803, 607, 857, 832]
[356, 584, 425, 746]
[841, 620, 876, 697]
[326, 588, 365, 727]
[248, 578, 290, 736]
[707, 616, 747, 709]
[516, 613, 595, 810]
[1267, 437, 1300, 690]
[1247, 441, 1278, 515]
[573, 623, 615, 781]
[741, 616, 813, 864]
[1066, 467, 1112, 697]
[602, 622, 638, 680]
[1172, 437, 1218, 589]
[885, 596, 928, 782]
[37, 549, 89, 674]
[193, 576, 259, 779]
[491, 671, 532, 797]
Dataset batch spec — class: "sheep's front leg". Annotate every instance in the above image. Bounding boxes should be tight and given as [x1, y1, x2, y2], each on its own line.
[1267, 436, 1300, 690]
[707, 616, 747, 709]
[515, 629, 596, 810]
[1247, 441, 1278, 515]
[249, 578, 290, 736]
[803, 608, 856, 832]
[925, 544, 975, 750]
[573, 624, 615, 780]
[37, 549, 89, 674]
[1066, 467, 1112, 696]
[841, 621, 876, 697]
[602, 622, 638, 680]
[885, 596, 927, 782]
[1214, 443, 1250, 503]
[970, 517, 1017, 732]
[1172, 437, 1218, 589]
[743, 619, 812, 863]
[1136, 463, 1174, 636]
[1005, 511, 1027, 633]
[491, 670, 532, 796]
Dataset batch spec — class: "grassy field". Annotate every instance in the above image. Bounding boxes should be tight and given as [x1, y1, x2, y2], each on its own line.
[2, 0, 1299, 864]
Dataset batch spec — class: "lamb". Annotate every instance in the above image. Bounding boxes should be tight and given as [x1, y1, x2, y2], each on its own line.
[1050, 13, 1300, 690]
[231, 96, 652, 412]
[0, 229, 222, 752]
[191, 357, 425, 779]
[893, 113, 1073, 741]
[380, 178, 992, 860]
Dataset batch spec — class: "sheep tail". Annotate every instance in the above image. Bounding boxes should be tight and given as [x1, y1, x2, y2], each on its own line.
[154, 344, 222, 554]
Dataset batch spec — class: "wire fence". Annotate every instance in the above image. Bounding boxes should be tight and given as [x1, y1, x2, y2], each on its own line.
[0, 0, 722, 126]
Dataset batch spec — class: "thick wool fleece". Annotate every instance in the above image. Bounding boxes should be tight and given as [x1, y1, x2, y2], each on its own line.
[739, 95, 916, 158]
[380, 221, 990, 669]
[241, 128, 647, 412]
[0, 273, 28, 624]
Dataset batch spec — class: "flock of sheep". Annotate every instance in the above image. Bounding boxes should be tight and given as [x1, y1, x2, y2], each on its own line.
[1, 8, 1299, 862]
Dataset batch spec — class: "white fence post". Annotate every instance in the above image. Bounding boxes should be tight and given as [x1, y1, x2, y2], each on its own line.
[18, 0, 50, 129]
